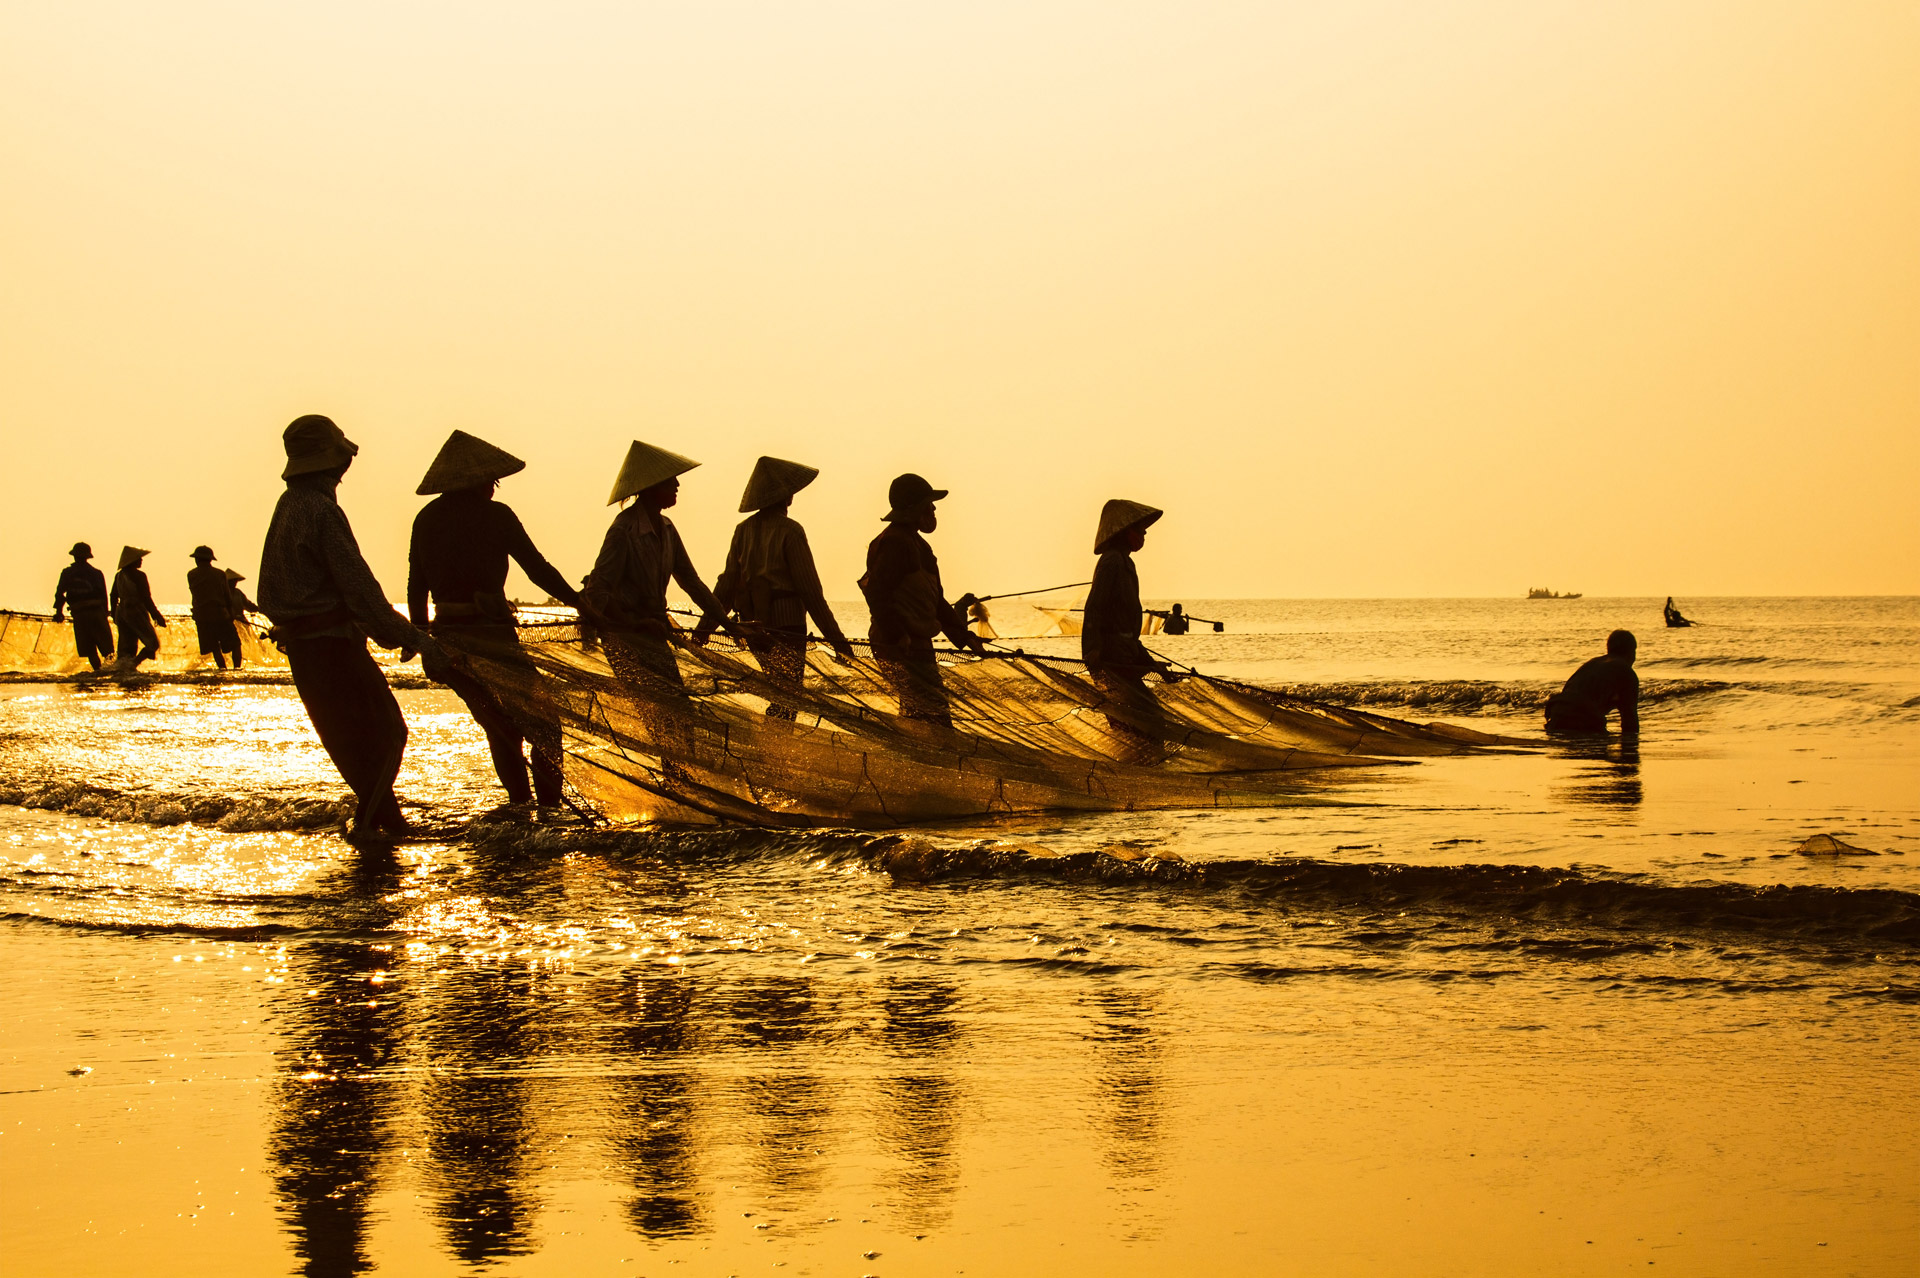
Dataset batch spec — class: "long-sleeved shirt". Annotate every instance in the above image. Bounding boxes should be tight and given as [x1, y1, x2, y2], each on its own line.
[187, 564, 235, 621]
[583, 504, 724, 633]
[110, 568, 166, 627]
[257, 474, 422, 649]
[53, 563, 108, 617]
[703, 511, 849, 645]
[1081, 549, 1154, 676]
[862, 524, 971, 654]
[407, 492, 581, 626]
[228, 583, 258, 617]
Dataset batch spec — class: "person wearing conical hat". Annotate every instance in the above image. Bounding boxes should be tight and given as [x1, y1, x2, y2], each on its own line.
[223, 568, 259, 622]
[258, 413, 442, 848]
[693, 456, 855, 720]
[1083, 499, 1165, 759]
[584, 440, 736, 696]
[858, 473, 985, 728]
[109, 546, 168, 671]
[187, 545, 244, 670]
[407, 429, 587, 809]
[53, 542, 114, 672]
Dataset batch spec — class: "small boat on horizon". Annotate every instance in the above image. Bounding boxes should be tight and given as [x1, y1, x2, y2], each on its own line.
[1526, 587, 1582, 600]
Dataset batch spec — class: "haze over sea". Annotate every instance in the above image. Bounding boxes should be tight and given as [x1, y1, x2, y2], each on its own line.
[4, 595, 1916, 1276]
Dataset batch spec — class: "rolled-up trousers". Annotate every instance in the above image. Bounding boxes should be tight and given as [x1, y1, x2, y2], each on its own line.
[429, 624, 565, 806]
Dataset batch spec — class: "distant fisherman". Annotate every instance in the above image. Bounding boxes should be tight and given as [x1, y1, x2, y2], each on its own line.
[187, 546, 244, 670]
[1083, 499, 1166, 758]
[1159, 603, 1190, 636]
[1663, 597, 1693, 628]
[224, 568, 259, 623]
[110, 546, 167, 671]
[52, 542, 114, 673]
[1544, 629, 1640, 734]
[408, 430, 584, 809]
[696, 456, 855, 719]
[860, 473, 984, 728]
[585, 441, 736, 695]
[258, 414, 441, 848]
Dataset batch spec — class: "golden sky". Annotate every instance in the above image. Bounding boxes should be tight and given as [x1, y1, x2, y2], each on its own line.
[4, 1, 1915, 608]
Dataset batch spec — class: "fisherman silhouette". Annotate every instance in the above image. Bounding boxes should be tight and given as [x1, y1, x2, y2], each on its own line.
[223, 568, 258, 623]
[696, 456, 856, 720]
[860, 473, 985, 728]
[1084, 499, 1169, 759]
[1161, 603, 1190, 636]
[257, 414, 442, 848]
[1544, 629, 1640, 735]
[187, 545, 244, 670]
[52, 542, 113, 672]
[408, 429, 584, 809]
[1663, 596, 1693, 628]
[109, 546, 167, 670]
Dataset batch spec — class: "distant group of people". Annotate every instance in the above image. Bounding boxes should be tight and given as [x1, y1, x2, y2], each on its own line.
[52, 412, 1650, 843]
[51, 542, 256, 673]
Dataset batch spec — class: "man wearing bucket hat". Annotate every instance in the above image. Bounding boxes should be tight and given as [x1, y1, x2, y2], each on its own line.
[584, 440, 737, 691]
[1083, 499, 1167, 760]
[694, 456, 856, 719]
[258, 414, 441, 847]
[110, 545, 168, 671]
[187, 546, 244, 670]
[858, 473, 984, 728]
[407, 429, 586, 809]
[53, 542, 115, 672]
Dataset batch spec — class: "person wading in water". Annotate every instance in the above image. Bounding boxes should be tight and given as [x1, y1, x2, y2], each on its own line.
[1544, 629, 1641, 735]
[695, 456, 856, 719]
[860, 473, 985, 729]
[407, 429, 587, 811]
[110, 546, 167, 671]
[53, 542, 114, 673]
[258, 414, 443, 848]
[187, 545, 244, 670]
[1082, 499, 1168, 760]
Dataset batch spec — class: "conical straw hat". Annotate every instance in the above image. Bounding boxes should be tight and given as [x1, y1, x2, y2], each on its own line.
[223, 568, 246, 583]
[739, 456, 819, 512]
[118, 545, 150, 570]
[1093, 499, 1162, 552]
[608, 440, 701, 505]
[417, 429, 527, 495]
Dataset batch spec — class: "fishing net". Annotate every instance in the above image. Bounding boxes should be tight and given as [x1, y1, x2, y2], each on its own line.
[450, 622, 1529, 828]
[0, 610, 284, 676]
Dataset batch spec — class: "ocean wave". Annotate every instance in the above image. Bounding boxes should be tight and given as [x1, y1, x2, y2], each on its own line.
[1263, 679, 1730, 712]
[0, 782, 350, 832]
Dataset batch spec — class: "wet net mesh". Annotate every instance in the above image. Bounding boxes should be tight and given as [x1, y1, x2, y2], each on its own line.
[0, 610, 284, 675]
[453, 622, 1529, 828]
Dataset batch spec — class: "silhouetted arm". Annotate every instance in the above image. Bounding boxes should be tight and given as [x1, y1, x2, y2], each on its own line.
[406, 509, 431, 627]
[501, 507, 582, 609]
[786, 526, 852, 654]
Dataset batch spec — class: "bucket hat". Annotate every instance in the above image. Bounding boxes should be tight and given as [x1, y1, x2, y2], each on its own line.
[417, 429, 527, 495]
[739, 456, 819, 512]
[118, 545, 150, 570]
[1094, 499, 1162, 553]
[191, 545, 215, 561]
[884, 473, 948, 522]
[70, 542, 92, 559]
[281, 414, 360, 479]
[608, 440, 701, 505]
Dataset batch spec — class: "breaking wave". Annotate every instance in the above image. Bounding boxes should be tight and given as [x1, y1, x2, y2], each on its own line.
[1264, 678, 1731, 712]
[0, 781, 351, 832]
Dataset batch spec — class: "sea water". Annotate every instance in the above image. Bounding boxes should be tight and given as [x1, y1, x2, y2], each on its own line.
[3, 597, 1916, 1276]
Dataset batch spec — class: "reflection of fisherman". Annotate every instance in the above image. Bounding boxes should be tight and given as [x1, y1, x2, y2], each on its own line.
[860, 473, 985, 728]
[258, 414, 440, 847]
[110, 546, 168, 670]
[1544, 629, 1640, 734]
[583, 441, 734, 696]
[408, 430, 583, 809]
[695, 455, 855, 720]
[1663, 597, 1692, 628]
[1083, 500, 1168, 758]
[53, 542, 114, 672]
[188, 545, 244, 670]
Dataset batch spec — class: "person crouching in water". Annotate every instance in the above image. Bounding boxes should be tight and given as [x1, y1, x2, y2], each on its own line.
[1083, 499, 1167, 760]
[695, 456, 855, 719]
[585, 440, 737, 695]
[110, 546, 168, 670]
[1544, 629, 1640, 735]
[53, 542, 114, 673]
[187, 546, 244, 670]
[258, 414, 443, 848]
[861, 473, 985, 729]
[408, 429, 585, 810]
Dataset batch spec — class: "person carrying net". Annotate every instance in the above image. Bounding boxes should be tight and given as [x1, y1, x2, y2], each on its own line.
[860, 473, 985, 729]
[110, 546, 168, 671]
[695, 456, 855, 720]
[188, 545, 244, 670]
[1083, 499, 1171, 761]
[53, 542, 114, 673]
